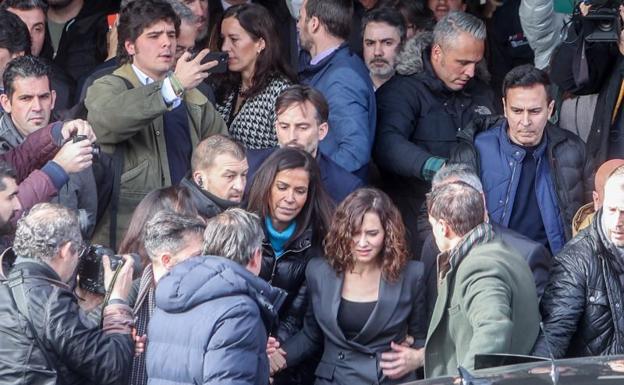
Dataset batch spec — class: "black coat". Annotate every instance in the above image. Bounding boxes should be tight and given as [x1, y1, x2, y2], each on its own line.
[549, 18, 624, 165]
[0, 260, 134, 385]
[374, 33, 494, 204]
[421, 222, 551, 323]
[259, 226, 322, 385]
[533, 212, 624, 358]
[179, 176, 237, 219]
[40, 0, 118, 84]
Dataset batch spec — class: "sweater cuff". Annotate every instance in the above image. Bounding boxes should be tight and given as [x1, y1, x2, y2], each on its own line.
[102, 304, 134, 334]
[41, 161, 69, 189]
[421, 156, 446, 181]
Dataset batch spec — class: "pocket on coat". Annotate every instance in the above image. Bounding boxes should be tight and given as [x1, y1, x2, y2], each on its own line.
[587, 288, 609, 306]
[448, 304, 461, 315]
[314, 361, 335, 380]
[120, 159, 149, 185]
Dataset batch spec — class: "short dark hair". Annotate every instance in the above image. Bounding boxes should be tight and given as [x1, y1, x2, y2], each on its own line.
[305, 0, 353, 40]
[0, 161, 17, 191]
[0, 0, 47, 12]
[502, 64, 553, 102]
[275, 85, 329, 125]
[361, 7, 406, 44]
[3, 55, 51, 98]
[117, 0, 180, 65]
[0, 10, 31, 55]
[426, 181, 484, 237]
[375, 0, 435, 32]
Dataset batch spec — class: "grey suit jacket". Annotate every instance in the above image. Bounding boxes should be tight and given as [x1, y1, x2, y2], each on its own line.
[283, 257, 427, 385]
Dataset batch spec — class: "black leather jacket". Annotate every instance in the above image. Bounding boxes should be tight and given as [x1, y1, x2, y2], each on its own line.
[533, 212, 624, 358]
[0, 260, 134, 385]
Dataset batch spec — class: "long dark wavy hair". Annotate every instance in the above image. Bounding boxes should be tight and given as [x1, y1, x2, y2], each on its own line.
[118, 186, 198, 268]
[214, 3, 296, 101]
[324, 188, 408, 282]
[247, 148, 333, 247]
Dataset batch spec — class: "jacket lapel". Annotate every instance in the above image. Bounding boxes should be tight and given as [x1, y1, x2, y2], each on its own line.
[351, 273, 403, 347]
[325, 270, 347, 342]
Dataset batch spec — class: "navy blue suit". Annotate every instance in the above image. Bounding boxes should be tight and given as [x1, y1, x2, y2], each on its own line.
[246, 148, 363, 204]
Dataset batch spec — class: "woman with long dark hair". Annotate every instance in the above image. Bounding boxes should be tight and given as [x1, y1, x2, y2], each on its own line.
[247, 147, 333, 385]
[214, 3, 296, 149]
[276, 188, 427, 384]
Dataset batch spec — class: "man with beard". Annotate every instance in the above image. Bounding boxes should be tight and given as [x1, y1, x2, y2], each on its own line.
[180, 0, 209, 44]
[298, 0, 376, 181]
[245, 85, 362, 203]
[362, 7, 405, 90]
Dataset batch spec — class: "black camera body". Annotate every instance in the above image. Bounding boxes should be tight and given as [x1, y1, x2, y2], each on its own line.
[72, 134, 101, 161]
[77, 245, 139, 295]
[582, 0, 624, 43]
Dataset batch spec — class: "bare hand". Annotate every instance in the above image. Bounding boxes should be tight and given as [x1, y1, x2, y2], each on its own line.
[379, 342, 424, 380]
[268, 348, 287, 375]
[53, 139, 93, 174]
[267, 336, 281, 355]
[579, 3, 591, 17]
[132, 328, 147, 356]
[103, 254, 134, 302]
[61, 119, 96, 143]
[174, 49, 219, 91]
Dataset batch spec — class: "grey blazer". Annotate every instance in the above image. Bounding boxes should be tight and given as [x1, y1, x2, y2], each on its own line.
[283, 257, 427, 385]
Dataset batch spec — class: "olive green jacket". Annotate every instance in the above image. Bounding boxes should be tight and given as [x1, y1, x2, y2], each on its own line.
[424, 239, 540, 379]
[85, 64, 227, 246]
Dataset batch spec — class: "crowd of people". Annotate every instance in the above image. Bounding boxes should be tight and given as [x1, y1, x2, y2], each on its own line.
[0, 0, 623, 384]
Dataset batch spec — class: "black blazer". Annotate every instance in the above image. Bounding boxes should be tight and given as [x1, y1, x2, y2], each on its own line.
[282, 257, 427, 385]
[246, 148, 363, 203]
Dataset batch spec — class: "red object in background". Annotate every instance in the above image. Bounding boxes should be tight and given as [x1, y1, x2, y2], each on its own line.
[107, 13, 118, 29]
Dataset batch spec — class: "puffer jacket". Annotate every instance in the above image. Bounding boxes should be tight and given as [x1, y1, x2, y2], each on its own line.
[532, 212, 624, 358]
[451, 115, 592, 253]
[259, 225, 322, 385]
[146, 255, 287, 385]
[0, 259, 134, 385]
[374, 32, 494, 203]
[259, 226, 320, 341]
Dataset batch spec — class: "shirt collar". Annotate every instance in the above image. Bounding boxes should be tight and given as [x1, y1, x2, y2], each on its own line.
[131, 64, 155, 85]
[310, 44, 341, 66]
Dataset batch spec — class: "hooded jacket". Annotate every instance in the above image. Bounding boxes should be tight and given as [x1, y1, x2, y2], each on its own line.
[146, 255, 286, 385]
[374, 32, 494, 202]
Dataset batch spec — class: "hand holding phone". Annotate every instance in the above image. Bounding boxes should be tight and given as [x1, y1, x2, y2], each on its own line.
[174, 49, 228, 91]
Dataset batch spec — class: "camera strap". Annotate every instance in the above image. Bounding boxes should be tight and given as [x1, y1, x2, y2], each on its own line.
[99, 263, 124, 329]
[6, 271, 58, 372]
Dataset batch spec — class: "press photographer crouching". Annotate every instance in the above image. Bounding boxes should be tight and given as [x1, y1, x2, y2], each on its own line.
[0, 203, 135, 385]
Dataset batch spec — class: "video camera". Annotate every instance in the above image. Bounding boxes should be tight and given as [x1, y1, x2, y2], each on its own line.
[582, 0, 624, 43]
[77, 245, 140, 295]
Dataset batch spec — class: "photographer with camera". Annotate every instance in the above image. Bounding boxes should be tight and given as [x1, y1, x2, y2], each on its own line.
[0, 55, 98, 237]
[0, 203, 135, 385]
[550, 2, 624, 165]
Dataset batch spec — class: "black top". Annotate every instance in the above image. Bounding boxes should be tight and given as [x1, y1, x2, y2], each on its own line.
[508, 144, 549, 251]
[337, 298, 376, 340]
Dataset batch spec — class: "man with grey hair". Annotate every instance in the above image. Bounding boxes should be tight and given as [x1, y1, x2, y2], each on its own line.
[421, 163, 551, 321]
[374, 11, 494, 257]
[0, 202, 136, 385]
[146, 208, 286, 385]
[424, 181, 540, 378]
[130, 210, 205, 385]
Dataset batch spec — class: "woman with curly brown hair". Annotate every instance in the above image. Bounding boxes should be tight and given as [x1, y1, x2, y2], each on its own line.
[274, 187, 427, 385]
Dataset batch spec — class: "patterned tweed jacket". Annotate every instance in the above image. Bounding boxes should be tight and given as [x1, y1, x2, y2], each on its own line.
[216, 75, 292, 149]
